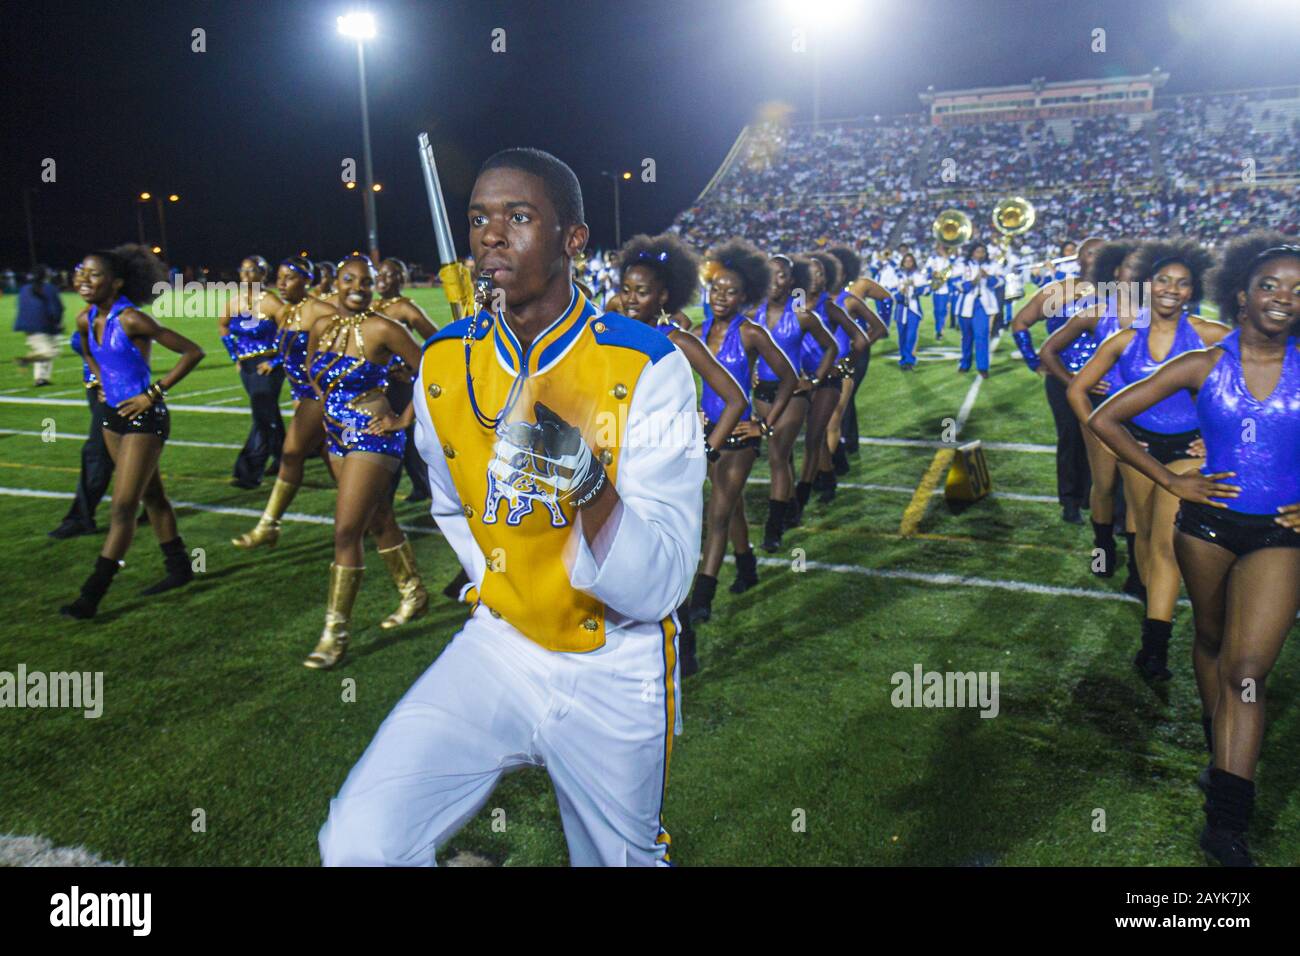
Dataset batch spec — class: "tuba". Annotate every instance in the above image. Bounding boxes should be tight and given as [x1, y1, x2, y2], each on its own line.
[932, 208, 973, 247]
[992, 197, 1035, 264]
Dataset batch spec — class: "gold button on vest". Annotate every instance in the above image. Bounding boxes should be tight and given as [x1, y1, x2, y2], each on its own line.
[443, 443, 456, 459]
[611, 383, 628, 399]
[427, 383, 442, 398]
[462, 503, 474, 518]
[599, 449, 614, 466]
[581, 617, 599, 631]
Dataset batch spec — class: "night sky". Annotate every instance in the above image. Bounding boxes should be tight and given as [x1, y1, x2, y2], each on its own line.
[3, 0, 1299, 270]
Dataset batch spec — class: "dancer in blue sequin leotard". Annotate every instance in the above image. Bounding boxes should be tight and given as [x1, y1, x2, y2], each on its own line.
[1088, 234, 1300, 867]
[60, 245, 205, 620]
[218, 255, 286, 489]
[231, 256, 339, 552]
[301, 256, 428, 670]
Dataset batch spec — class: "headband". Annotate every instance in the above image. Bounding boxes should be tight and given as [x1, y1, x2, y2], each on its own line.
[279, 259, 314, 280]
[1251, 244, 1300, 270]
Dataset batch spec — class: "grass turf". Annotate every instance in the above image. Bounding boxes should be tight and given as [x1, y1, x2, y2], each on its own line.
[0, 287, 1296, 866]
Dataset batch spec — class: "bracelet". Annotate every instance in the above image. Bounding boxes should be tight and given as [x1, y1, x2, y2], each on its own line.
[147, 381, 167, 403]
[757, 419, 772, 438]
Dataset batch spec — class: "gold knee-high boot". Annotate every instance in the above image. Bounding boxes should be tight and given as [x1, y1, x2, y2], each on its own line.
[304, 564, 364, 669]
[377, 539, 428, 629]
[232, 478, 299, 549]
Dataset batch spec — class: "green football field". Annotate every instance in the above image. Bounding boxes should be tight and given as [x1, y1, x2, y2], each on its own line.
[1, 286, 1296, 867]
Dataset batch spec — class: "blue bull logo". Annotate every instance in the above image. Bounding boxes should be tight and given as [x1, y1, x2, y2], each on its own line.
[482, 464, 568, 528]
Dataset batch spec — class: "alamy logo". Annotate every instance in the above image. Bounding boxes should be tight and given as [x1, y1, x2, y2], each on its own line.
[50, 886, 150, 936]
[0, 665, 103, 718]
[890, 664, 999, 718]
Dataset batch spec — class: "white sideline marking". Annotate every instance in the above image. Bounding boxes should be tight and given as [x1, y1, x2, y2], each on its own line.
[955, 328, 1005, 438]
[0, 395, 251, 416]
[0, 834, 124, 867]
[0, 486, 441, 537]
[0, 428, 242, 450]
[0, 483, 1173, 609]
[753, 555, 1152, 605]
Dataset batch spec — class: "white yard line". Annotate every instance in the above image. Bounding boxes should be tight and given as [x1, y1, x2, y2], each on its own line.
[0, 485, 439, 536]
[0, 428, 242, 450]
[0, 483, 1165, 608]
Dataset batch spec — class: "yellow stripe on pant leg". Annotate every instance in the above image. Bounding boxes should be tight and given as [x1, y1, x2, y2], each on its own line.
[656, 614, 677, 863]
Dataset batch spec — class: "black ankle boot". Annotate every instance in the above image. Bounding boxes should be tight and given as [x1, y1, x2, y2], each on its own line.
[1197, 713, 1216, 794]
[789, 484, 812, 528]
[762, 500, 788, 553]
[1122, 533, 1146, 599]
[141, 537, 195, 595]
[1201, 769, 1255, 866]
[815, 469, 837, 504]
[832, 445, 850, 476]
[689, 573, 717, 624]
[1134, 618, 1173, 681]
[442, 567, 470, 601]
[1090, 521, 1116, 577]
[729, 550, 759, 594]
[60, 556, 121, 620]
[677, 605, 699, 678]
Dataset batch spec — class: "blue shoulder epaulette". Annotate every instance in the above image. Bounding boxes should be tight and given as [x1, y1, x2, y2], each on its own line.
[588, 312, 675, 364]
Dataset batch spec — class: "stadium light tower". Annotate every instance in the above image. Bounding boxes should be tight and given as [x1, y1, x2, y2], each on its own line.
[787, 0, 864, 128]
[338, 10, 381, 263]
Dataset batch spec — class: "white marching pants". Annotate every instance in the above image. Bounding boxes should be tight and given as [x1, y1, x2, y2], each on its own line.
[319, 606, 680, 867]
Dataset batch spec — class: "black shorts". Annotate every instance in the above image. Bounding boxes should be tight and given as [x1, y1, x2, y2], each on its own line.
[1087, 390, 1108, 410]
[102, 402, 170, 441]
[1125, 423, 1199, 465]
[1176, 501, 1300, 557]
[704, 419, 760, 453]
[814, 373, 844, 391]
[753, 379, 811, 405]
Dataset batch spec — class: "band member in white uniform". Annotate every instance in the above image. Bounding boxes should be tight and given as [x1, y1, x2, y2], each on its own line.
[319, 148, 704, 867]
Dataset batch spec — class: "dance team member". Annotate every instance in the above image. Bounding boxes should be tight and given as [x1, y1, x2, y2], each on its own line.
[611, 231, 748, 674]
[751, 253, 837, 552]
[302, 255, 428, 669]
[1012, 236, 1103, 526]
[60, 245, 205, 619]
[374, 257, 438, 503]
[1088, 234, 1300, 865]
[1069, 240, 1228, 681]
[312, 260, 336, 301]
[218, 255, 285, 489]
[688, 238, 796, 623]
[826, 245, 887, 476]
[796, 251, 868, 512]
[230, 257, 339, 550]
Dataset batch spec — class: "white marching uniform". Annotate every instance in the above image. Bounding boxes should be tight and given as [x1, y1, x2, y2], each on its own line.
[319, 289, 705, 867]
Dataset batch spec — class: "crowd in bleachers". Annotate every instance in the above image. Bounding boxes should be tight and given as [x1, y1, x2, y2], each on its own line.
[1159, 93, 1300, 184]
[669, 96, 1299, 256]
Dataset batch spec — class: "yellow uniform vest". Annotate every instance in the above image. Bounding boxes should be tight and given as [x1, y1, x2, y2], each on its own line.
[418, 287, 677, 652]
